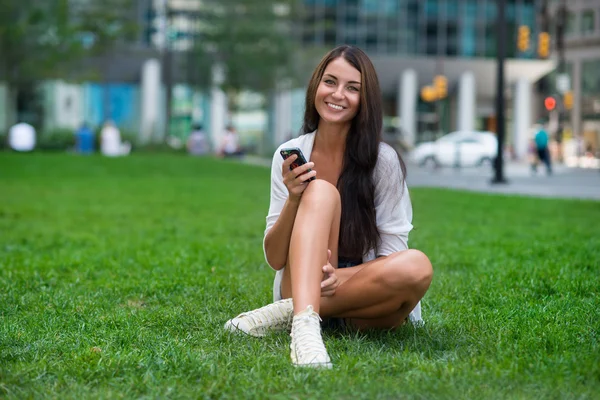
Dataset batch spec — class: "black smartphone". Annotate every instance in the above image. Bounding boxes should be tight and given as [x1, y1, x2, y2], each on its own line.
[280, 147, 316, 181]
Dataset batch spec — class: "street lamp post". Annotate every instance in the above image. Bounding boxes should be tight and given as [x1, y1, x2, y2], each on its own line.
[556, 0, 567, 158]
[492, 0, 508, 184]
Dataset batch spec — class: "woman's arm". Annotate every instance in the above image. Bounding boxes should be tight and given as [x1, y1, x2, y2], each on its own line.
[263, 148, 316, 270]
[264, 197, 301, 270]
[374, 144, 414, 256]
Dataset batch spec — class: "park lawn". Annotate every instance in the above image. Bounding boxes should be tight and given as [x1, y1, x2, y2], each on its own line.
[0, 153, 599, 400]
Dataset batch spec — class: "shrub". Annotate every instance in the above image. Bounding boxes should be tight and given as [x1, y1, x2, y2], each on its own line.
[37, 129, 76, 151]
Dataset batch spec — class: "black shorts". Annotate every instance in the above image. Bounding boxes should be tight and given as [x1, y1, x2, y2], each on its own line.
[321, 258, 362, 332]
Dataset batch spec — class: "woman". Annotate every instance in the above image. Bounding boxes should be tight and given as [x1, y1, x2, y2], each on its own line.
[225, 45, 433, 369]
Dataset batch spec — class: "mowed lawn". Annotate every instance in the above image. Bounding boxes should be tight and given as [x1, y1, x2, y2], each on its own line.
[1, 153, 599, 399]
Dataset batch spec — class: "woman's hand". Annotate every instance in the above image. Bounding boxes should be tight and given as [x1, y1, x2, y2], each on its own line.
[282, 154, 316, 202]
[321, 250, 339, 297]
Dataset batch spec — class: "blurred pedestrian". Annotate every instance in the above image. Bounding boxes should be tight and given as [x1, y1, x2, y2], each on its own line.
[219, 125, 243, 157]
[8, 122, 36, 152]
[528, 138, 538, 173]
[187, 124, 209, 156]
[100, 120, 131, 157]
[533, 122, 552, 175]
[224, 45, 432, 369]
[75, 122, 95, 154]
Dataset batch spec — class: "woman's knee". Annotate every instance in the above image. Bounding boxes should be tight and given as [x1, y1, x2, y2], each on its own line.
[383, 249, 433, 293]
[300, 179, 341, 210]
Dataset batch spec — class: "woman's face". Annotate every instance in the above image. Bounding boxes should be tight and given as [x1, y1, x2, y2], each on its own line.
[315, 57, 361, 127]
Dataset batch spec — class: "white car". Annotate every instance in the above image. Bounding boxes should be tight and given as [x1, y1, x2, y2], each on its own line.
[411, 131, 498, 168]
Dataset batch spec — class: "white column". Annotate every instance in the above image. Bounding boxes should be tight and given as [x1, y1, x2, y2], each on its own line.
[140, 59, 161, 143]
[513, 78, 532, 160]
[55, 80, 84, 129]
[399, 69, 417, 148]
[210, 64, 227, 151]
[457, 71, 476, 132]
[274, 87, 292, 145]
[290, 88, 306, 137]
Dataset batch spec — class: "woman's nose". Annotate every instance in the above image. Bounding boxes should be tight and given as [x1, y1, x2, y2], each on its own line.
[332, 87, 344, 100]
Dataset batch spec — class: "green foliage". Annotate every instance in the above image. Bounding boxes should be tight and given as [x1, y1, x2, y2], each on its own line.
[0, 0, 138, 85]
[0, 131, 7, 149]
[0, 154, 599, 399]
[37, 128, 76, 151]
[187, 0, 301, 93]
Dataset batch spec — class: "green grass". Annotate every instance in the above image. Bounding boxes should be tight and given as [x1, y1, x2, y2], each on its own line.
[1, 153, 599, 399]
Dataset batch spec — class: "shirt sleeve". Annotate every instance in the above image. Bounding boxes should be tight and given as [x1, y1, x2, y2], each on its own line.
[263, 148, 288, 269]
[373, 144, 414, 256]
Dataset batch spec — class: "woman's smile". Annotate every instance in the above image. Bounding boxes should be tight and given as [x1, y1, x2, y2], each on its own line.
[326, 102, 345, 111]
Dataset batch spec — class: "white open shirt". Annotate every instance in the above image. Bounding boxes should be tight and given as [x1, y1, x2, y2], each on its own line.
[263, 131, 422, 324]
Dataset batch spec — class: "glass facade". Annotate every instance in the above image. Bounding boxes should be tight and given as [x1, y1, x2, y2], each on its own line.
[581, 59, 600, 118]
[581, 9, 595, 35]
[565, 11, 577, 35]
[299, 0, 539, 59]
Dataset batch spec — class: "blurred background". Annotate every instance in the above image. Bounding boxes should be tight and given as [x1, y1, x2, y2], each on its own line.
[1, 0, 599, 167]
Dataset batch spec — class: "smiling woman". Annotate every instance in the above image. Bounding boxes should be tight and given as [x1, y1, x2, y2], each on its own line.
[225, 45, 433, 369]
[314, 58, 362, 125]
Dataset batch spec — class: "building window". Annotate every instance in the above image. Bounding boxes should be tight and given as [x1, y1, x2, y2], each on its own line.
[425, 0, 438, 18]
[582, 59, 600, 96]
[460, 1, 477, 57]
[566, 11, 577, 35]
[485, 25, 497, 57]
[360, 0, 379, 15]
[581, 10, 595, 35]
[446, 0, 458, 19]
[425, 21, 438, 55]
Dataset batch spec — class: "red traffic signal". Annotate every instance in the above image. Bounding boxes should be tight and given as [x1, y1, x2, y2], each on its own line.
[544, 96, 556, 111]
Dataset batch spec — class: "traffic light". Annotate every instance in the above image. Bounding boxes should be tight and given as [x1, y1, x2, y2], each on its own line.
[433, 75, 448, 99]
[544, 96, 556, 111]
[517, 25, 530, 52]
[564, 91, 573, 110]
[420, 86, 437, 103]
[538, 32, 550, 58]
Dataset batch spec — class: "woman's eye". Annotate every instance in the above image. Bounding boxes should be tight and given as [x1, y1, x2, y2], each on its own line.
[348, 86, 359, 92]
[324, 79, 335, 84]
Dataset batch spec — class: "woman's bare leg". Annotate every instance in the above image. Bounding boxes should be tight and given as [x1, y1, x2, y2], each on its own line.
[280, 179, 433, 329]
[320, 250, 433, 329]
[282, 179, 341, 314]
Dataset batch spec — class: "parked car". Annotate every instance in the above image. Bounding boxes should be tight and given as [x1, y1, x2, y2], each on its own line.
[382, 126, 410, 154]
[411, 131, 498, 168]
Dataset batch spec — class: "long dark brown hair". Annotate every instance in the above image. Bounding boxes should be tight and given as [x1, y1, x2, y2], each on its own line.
[301, 45, 406, 260]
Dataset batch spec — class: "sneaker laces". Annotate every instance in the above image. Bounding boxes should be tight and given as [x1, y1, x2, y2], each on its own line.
[237, 301, 292, 330]
[292, 309, 329, 363]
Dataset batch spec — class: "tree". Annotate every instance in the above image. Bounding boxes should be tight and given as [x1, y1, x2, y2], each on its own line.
[0, 0, 137, 128]
[185, 0, 301, 98]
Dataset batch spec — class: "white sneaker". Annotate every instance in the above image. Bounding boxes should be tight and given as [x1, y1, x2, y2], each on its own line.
[224, 298, 293, 337]
[290, 305, 332, 368]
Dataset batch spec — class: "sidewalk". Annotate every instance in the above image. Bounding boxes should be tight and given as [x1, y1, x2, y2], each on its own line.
[406, 161, 600, 201]
[242, 156, 600, 201]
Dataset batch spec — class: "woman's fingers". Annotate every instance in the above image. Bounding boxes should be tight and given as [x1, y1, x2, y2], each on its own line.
[291, 161, 315, 178]
[283, 160, 316, 198]
[294, 169, 316, 184]
[321, 258, 338, 296]
[281, 154, 297, 172]
[321, 266, 337, 289]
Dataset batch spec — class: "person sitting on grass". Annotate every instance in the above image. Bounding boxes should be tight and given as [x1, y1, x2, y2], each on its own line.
[219, 125, 244, 157]
[224, 45, 433, 369]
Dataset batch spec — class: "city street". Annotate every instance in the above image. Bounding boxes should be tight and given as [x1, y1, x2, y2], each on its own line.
[407, 162, 600, 200]
[243, 156, 600, 200]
